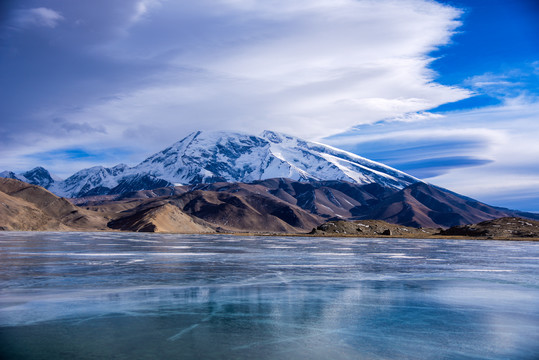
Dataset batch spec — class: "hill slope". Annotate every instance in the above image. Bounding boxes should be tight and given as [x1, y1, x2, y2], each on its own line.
[353, 182, 524, 228]
[0, 178, 109, 231]
[108, 202, 215, 233]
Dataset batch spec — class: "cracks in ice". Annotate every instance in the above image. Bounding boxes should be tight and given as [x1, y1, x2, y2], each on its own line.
[167, 312, 215, 341]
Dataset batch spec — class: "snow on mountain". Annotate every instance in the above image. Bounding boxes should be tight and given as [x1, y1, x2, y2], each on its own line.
[136, 130, 420, 189]
[48, 164, 171, 198]
[3, 131, 421, 198]
[21, 167, 57, 189]
[49, 165, 127, 197]
[0, 171, 26, 182]
[0, 167, 59, 189]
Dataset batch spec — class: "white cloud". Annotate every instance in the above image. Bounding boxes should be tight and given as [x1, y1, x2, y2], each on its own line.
[44, 0, 469, 147]
[328, 127, 505, 151]
[13, 7, 64, 29]
[428, 103, 539, 206]
[130, 0, 162, 24]
[463, 66, 539, 102]
[2, 0, 473, 177]
[326, 101, 539, 210]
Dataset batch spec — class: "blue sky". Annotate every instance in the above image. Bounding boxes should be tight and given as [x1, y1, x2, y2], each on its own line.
[1, 0, 538, 211]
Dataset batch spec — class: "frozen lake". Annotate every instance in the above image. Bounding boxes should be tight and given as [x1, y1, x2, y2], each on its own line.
[0, 232, 538, 359]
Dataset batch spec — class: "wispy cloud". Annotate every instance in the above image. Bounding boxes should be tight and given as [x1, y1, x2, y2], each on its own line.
[11, 7, 64, 29]
[129, 0, 162, 26]
[463, 62, 539, 102]
[53, 118, 107, 135]
[328, 100, 539, 211]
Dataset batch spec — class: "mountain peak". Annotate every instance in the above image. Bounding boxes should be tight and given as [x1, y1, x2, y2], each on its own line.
[0, 167, 59, 189]
[0, 171, 21, 180]
[260, 130, 289, 143]
[3, 130, 421, 198]
[25, 166, 48, 173]
[133, 130, 419, 191]
[21, 167, 56, 189]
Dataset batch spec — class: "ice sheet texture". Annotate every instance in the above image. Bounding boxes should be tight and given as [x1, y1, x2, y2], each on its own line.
[0, 232, 538, 359]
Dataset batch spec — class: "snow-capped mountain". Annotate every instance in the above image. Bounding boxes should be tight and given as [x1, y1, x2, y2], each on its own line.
[21, 167, 58, 188]
[48, 165, 171, 198]
[0, 167, 59, 189]
[0, 171, 22, 182]
[136, 130, 419, 188]
[3, 131, 421, 198]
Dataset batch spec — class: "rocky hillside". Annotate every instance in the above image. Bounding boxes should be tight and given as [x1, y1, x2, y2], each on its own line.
[352, 182, 523, 228]
[91, 185, 323, 233]
[0, 178, 109, 231]
[440, 217, 539, 239]
[310, 220, 436, 237]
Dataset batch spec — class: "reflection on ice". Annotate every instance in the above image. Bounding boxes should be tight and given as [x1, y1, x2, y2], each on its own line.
[388, 255, 424, 259]
[0, 232, 538, 359]
[311, 252, 355, 256]
[455, 269, 513, 272]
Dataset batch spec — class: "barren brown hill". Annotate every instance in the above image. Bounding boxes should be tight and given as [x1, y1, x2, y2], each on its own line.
[0, 189, 69, 231]
[195, 178, 395, 219]
[83, 178, 539, 231]
[94, 181, 326, 233]
[0, 178, 108, 231]
[108, 202, 214, 233]
[93, 179, 395, 220]
[172, 190, 322, 233]
[107, 179, 537, 229]
[354, 182, 523, 228]
[4, 176, 538, 234]
[90, 181, 324, 233]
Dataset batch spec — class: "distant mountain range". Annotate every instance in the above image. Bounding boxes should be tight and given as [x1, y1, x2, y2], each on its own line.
[2, 130, 418, 198]
[2, 130, 537, 232]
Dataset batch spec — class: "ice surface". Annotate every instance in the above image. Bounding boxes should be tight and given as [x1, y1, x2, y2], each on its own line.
[0, 232, 538, 359]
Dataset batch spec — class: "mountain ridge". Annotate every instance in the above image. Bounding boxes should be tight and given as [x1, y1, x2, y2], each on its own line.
[76, 178, 539, 229]
[2, 130, 420, 198]
[2, 177, 537, 233]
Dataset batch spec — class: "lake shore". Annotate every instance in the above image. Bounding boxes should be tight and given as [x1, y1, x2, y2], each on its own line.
[224, 231, 539, 241]
[2, 228, 538, 241]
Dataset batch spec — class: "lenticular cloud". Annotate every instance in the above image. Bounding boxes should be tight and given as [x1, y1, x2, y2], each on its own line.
[43, 0, 469, 142]
[2, 0, 470, 172]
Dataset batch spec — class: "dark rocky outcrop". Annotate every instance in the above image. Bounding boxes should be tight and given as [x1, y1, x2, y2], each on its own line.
[439, 217, 539, 239]
[310, 220, 435, 237]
